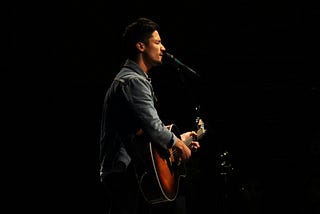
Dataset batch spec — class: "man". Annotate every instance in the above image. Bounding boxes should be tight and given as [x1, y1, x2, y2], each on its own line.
[99, 17, 200, 214]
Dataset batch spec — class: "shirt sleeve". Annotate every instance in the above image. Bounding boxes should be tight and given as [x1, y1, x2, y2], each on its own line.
[123, 76, 175, 150]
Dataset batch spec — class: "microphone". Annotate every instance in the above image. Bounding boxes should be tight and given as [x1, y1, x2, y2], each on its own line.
[164, 52, 200, 78]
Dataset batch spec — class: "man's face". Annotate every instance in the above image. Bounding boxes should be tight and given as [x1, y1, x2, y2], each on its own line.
[143, 31, 166, 67]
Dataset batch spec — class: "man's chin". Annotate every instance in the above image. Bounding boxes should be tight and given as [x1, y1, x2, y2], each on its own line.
[153, 61, 162, 66]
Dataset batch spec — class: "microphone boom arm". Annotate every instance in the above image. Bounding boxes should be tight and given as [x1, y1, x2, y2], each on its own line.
[164, 52, 200, 78]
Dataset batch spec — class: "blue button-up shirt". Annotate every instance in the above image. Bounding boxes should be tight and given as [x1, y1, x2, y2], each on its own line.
[99, 59, 177, 179]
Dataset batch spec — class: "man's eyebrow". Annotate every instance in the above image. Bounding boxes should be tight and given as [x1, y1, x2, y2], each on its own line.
[153, 38, 161, 43]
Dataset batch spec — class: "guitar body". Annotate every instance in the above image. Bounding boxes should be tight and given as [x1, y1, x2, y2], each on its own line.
[137, 124, 186, 204]
[134, 119, 205, 204]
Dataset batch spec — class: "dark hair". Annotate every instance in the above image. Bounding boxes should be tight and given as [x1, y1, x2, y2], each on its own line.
[122, 17, 160, 59]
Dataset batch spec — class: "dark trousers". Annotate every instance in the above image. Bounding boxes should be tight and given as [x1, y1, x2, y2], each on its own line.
[101, 165, 187, 214]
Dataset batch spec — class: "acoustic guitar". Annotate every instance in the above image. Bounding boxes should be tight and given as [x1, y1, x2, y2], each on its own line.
[134, 118, 206, 204]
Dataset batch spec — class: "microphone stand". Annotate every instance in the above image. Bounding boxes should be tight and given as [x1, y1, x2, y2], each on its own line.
[219, 150, 234, 214]
[164, 52, 201, 79]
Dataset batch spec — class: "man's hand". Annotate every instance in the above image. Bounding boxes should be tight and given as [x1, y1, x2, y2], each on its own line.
[173, 131, 200, 161]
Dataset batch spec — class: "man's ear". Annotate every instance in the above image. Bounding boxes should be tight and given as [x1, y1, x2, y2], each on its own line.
[136, 42, 144, 51]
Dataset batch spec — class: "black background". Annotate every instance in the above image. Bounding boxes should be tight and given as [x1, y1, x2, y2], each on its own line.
[7, 1, 320, 213]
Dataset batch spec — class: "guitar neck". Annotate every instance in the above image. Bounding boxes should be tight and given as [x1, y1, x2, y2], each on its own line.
[184, 128, 204, 148]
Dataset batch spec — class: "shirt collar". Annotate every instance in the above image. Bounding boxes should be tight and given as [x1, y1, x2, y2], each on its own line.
[124, 59, 151, 82]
